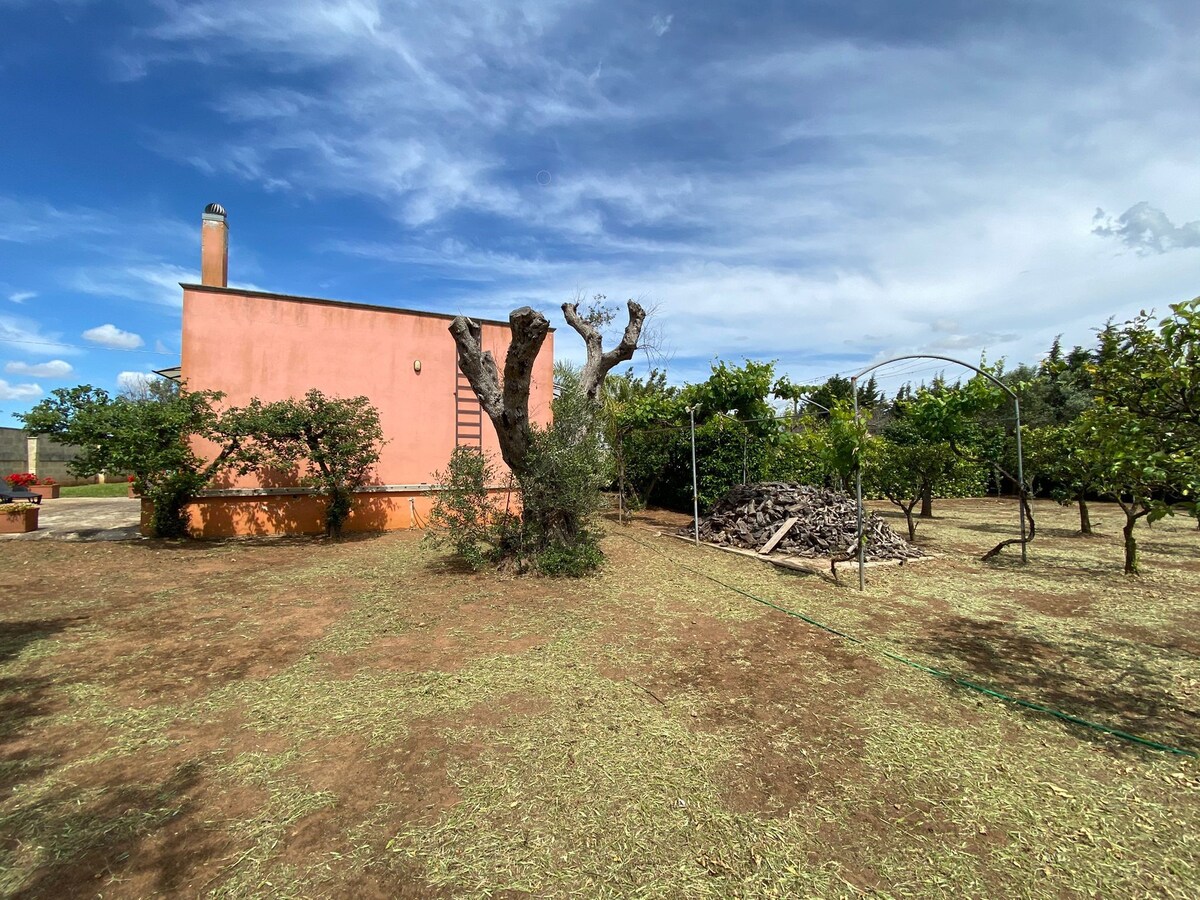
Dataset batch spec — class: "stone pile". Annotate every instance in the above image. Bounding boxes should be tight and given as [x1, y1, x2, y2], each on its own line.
[689, 482, 922, 561]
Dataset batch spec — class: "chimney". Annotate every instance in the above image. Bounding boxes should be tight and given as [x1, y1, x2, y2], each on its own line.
[201, 202, 228, 287]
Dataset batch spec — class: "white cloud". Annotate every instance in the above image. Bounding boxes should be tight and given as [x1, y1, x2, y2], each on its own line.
[116, 371, 156, 392]
[8, 291, 35, 304]
[82, 323, 144, 350]
[108, 1, 1200, 389]
[4, 359, 73, 378]
[0, 378, 42, 401]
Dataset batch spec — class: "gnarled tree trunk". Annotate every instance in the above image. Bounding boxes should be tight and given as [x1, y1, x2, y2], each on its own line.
[448, 307, 550, 476]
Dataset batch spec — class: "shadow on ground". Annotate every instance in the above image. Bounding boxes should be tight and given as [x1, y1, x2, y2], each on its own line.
[4, 759, 216, 899]
[907, 617, 1199, 755]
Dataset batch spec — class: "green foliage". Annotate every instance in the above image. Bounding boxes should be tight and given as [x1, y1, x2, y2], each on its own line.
[883, 386, 989, 506]
[520, 366, 609, 572]
[1092, 299, 1199, 524]
[821, 400, 868, 488]
[1003, 344, 1094, 430]
[1023, 423, 1104, 509]
[534, 537, 605, 577]
[19, 384, 235, 538]
[229, 389, 384, 537]
[864, 437, 929, 539]
[765, 427, 834, 485]
[680, 360, 779, 428]
[426, 447, 518, 571]
[21, 383, 384, 540]
[802, 373, 880, 416]
[613, 361, 797, 512]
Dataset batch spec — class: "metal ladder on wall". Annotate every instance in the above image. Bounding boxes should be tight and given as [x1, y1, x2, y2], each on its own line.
[454, 369, 484, 448]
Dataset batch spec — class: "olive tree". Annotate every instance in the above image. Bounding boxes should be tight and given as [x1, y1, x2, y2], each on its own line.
[446, 299, 645, 571]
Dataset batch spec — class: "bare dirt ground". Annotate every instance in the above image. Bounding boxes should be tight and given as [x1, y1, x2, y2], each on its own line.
[1, 498, 1196, 898]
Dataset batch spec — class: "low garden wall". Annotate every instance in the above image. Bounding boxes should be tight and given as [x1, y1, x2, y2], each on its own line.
[140, 485, 517, 538]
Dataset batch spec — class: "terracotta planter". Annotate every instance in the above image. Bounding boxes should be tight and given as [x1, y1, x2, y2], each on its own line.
[30, 484, 60, 500]
[128, 483, 140, 499]
[0, 507, 39, 534]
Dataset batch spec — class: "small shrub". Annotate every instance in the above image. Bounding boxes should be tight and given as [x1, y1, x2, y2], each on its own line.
[144, 471, 207, 539]
[426, 447, 514, 571]
[535, 535, 604, 576]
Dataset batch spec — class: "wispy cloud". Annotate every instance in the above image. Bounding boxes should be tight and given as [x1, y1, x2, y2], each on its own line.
[5, 359, 73, 378]
[0, 314, 79, 356]
[0, 195, 112, 243]
[82, 323, 144, 350]
[1092, 202, 1200, 254]
[8, 291, 35, 304]
[69, 263, 198, 308]
[22, 0, 1199, 389]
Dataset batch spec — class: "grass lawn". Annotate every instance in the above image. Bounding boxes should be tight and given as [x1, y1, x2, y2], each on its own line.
[1, 498, 1196, 898]
[59, 482, 130, 498]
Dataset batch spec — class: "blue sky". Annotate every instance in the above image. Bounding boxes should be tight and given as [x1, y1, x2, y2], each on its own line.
[2, 0, 1199, 422]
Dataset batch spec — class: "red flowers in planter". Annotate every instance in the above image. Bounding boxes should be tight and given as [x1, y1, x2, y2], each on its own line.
[5, 473, 37, 489]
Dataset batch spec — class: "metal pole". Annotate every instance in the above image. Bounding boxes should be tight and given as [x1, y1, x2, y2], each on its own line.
[1014, 396, 1027, 564]
[850, 355, 1031, 563]
[690, 406, 699, 544]
[742, 431, 748, 485]
[852, 377, 865, 591]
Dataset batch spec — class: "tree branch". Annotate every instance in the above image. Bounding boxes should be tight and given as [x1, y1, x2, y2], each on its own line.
[448, 316, 503, 420]
[562, 298, 646, 403]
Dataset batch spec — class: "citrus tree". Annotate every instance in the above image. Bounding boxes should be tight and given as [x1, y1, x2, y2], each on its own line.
[228, 389, 384, 537]
[20, 384, 238, 538]
[1084, 299, 1200, 572]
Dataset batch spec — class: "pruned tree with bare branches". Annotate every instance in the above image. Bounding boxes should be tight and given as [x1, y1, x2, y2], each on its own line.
[445, 298, 647, 572]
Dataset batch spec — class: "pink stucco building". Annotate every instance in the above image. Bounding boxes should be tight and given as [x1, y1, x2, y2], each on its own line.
[174, 203, 554, 537]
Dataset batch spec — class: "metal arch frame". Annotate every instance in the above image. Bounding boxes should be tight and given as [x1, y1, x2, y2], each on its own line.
[849, 355, 1027, 591]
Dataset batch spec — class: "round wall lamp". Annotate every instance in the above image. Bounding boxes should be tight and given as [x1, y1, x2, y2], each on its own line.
[413, 359, 422, 373]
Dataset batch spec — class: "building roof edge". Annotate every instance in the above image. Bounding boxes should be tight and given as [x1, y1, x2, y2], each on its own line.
[179, 283, 556, 332]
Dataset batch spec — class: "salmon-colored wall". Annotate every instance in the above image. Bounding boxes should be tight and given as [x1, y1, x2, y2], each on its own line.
[141, 489, 519, 539]
[181, 286, 554, 490]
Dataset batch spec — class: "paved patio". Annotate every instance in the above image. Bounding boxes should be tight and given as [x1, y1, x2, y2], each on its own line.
[1, 497, 143, 541]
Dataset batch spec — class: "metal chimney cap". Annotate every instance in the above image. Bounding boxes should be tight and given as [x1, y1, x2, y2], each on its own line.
[204, 202, 226, 217]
